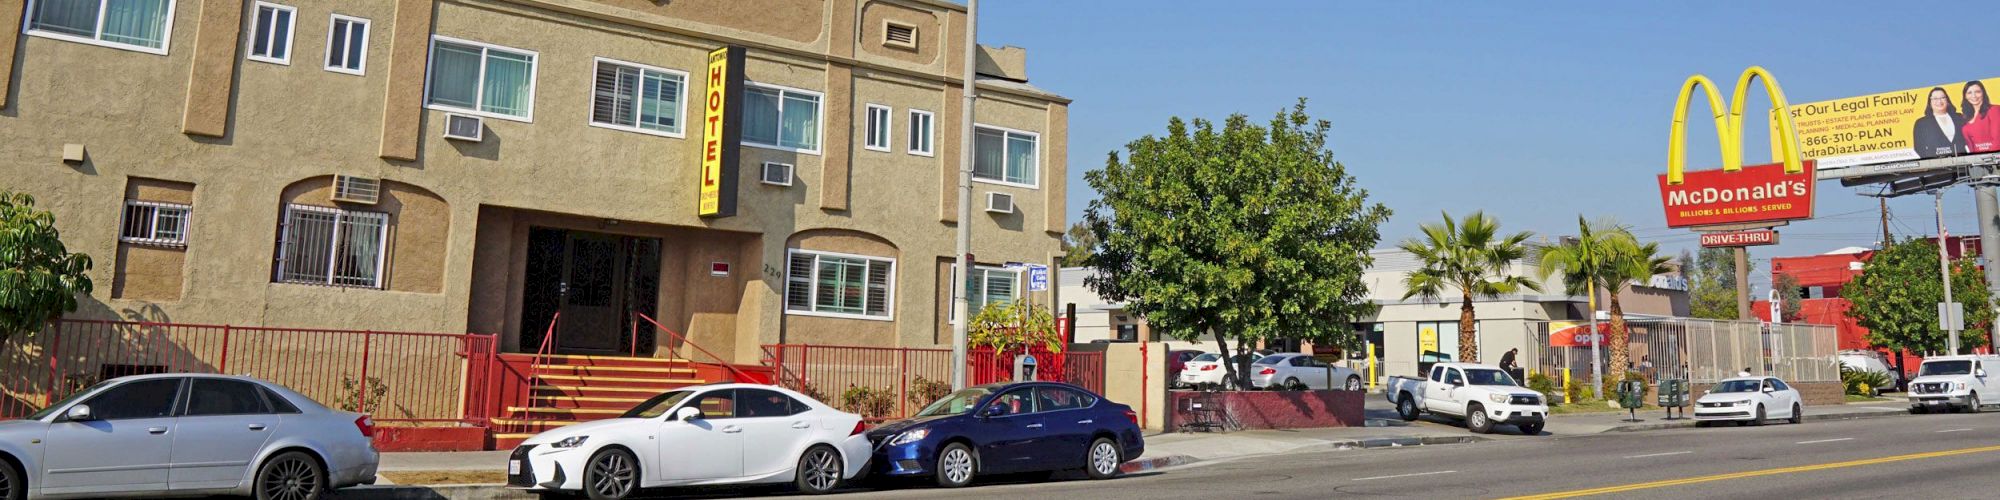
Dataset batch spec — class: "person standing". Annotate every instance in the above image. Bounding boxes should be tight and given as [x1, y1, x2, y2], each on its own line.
[1961, 81, 2000, 153]
[1499, 348, 1522, 383]
[1912, 87, 1967, 158]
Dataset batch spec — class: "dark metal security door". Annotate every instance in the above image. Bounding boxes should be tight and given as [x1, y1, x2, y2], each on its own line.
[521, 228, 662, 355]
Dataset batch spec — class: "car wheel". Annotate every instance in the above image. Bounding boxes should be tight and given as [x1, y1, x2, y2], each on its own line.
[794, 445, 843, 494]
[1750, 405, 1766, 426]
[1397, 395, 1420, 421]
[256, 451, 325, 500]
[1085, 438, 1121, 480]
[1518, 423, 1544, 436]
[1789, 403, 1803, 425]
[1694, 420, 1709, 428]
[0, 457, 19, 500]
[1284, 377, 1303, 391]
[583, 448, 639, 500]
[1467, 404, 1493, 434]
[1968, 393, 1983, 414]
[935, 443, 978, 488]
[1345, 376, 1363, 392]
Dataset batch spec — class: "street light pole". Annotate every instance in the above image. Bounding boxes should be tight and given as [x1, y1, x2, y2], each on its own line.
[1937, 190, 1961, 354]
[949, 0, 979, 390]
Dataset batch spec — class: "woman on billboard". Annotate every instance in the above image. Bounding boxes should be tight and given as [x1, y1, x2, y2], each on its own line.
[1961, 81, 2000, 153]
[1912, 87, 1966, 158]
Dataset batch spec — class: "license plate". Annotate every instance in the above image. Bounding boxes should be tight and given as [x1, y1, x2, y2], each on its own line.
[508, 460, 521, 475]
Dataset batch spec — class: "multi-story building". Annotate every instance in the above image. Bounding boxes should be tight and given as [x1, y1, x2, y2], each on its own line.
[0, 0, 1069, 364]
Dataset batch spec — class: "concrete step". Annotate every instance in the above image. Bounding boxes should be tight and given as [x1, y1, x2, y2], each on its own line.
[529, 364, 697, 376]
[530, 373, 703, 388]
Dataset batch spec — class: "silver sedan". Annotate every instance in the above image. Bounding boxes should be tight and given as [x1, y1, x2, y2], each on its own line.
[0, 374, 379, 500]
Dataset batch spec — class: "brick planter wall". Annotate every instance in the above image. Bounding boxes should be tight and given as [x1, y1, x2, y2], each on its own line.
[1166, 390, 1364, 431]
[1685, 381, 1845, 407]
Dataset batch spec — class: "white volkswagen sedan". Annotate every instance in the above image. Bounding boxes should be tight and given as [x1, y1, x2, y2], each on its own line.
[0, 374, 380, 500]
[508, 383, 871, 499]
[1694, 376, 1804, 427]
[1250, 353, 1364, 391]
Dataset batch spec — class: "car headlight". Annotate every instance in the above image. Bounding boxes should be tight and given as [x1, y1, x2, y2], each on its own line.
[1488, 393, 1509, 404]
[551, 436, 589, 449]
[1735, 400, 1754, 407]
[1956, 382, 1968, 391]
[888, 428, 929, 446]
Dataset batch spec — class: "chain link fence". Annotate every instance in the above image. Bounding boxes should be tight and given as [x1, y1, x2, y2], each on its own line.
[1525, 317, 1838, 384]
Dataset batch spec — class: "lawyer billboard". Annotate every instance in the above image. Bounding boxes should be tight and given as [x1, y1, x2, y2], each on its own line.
[1787, 77, 2000, 168]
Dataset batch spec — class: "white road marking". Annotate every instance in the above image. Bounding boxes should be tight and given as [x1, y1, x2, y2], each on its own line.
[1623, 451, 1694, 459]
[1352, 470, 1458, 481]
[1938, 428, 1974, 433]
[1796, 438, 1855, 444]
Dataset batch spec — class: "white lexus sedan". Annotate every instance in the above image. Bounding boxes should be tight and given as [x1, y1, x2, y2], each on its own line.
[507, 383, 871, 499]
[0, 374, 380, 500]
[1250, 353, 1364, 391]
[1694, 376, 1805, 427]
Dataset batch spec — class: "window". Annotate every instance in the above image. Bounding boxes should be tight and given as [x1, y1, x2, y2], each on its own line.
[426, 36, 537, 121]
[907, 109, 934, 156]
[1035, 387, 1095, 411]
[686, 390, 736, 419]
[1444, 369, 1464, 386]
[260, 387, 301, 413]
[951, 265, 1020, 320]
[743, 84, 822, 153]
[25, 0, 175, 53]
[863, 104, 892, 152]
[80, 378, 181, 420]
[276, 204, 389, 288]
[987, 389, 1035, 416]
[973, 125, 1039, 186]
[246, 2, 294, 65]
[786, 250, 894, 320]
[590, 58, 686, 136]
[736, 389, 805, 418]
[184, 379, 271, 416]
[120, 200, 190, 246]
[323, 14, 368, 75]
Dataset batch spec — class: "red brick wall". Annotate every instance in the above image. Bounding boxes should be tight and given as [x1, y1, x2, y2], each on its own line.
[1166, 390, 1364, 430]
[1687, 381, 1844, 407]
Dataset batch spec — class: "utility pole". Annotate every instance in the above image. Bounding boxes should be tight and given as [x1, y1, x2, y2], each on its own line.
[949, 0, 978, 390]
[1937, 190, 1961, 355]
[1734, 247, 1752, 320]
[1880, 197, 1892, 248]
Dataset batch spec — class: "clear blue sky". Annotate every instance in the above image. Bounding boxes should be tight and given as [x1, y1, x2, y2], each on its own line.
[980, 1, 1995, 291]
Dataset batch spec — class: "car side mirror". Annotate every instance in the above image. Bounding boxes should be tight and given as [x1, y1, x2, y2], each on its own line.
[65, 404, 93, 422]
[1980, 370, 1988, 378]
[1762, 387, 1775, 393]
[674, 406, 702, 422]
[981, 404, 1008, 418]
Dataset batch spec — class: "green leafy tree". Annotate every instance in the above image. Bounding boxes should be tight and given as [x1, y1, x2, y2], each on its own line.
[967, 300, 1064, 354]
[1083, 100, 1391, 389]
[1060, 221, 1098, 267]
[1538, 217, 1670, 381]
[1398, 211, 1540, 363]
[1687, 247, 1744, 320]
[1846, 238, 1992, 359]
[1773, 272, 1804, 322]
[1, 191, 94, 338]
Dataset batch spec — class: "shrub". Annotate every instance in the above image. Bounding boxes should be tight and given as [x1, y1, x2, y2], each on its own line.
[1527, 372, 1559, 402]
[908, 376, 953, 409]
[333, 375, 389, 413]
[1563, 378, 1585, 405]
[1841, 365, 1890, 397]
[839, 385, 896, 418]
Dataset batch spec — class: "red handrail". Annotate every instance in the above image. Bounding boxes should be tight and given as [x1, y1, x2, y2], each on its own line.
[518, 312, 561, 426]
[634, 313, 754, 382]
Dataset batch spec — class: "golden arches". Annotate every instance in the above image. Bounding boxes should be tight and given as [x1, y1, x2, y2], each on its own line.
[1666, 66, 1804, 185]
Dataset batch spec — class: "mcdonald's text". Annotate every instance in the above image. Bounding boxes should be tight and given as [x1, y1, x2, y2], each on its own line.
[1656, 161, 1816, 228]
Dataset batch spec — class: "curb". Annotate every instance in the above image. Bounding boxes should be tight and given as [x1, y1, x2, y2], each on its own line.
[1120, 454, 1200, 473]
[332, 484, 533, 500]
[1119, 433, 1484, 474]
[1338, 435, 1488, 449]
[1604, 408, 1909, 433]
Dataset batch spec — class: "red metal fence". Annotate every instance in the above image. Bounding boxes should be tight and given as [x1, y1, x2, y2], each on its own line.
[763, 344, 1106, 421]
[0, 319, 497, 424]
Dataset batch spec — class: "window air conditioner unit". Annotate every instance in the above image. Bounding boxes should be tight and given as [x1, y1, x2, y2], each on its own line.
[331, 175, 381, 205]
[444, 113, 483, 141]
[760, 162, 794, 186]
[985, 192, 1015, 214]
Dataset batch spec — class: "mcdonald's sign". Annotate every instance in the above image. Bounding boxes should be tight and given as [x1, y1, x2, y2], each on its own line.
[1660, 67, 1817, 228]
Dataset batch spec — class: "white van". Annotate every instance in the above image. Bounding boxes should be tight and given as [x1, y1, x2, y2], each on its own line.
[1908, 355, 2000, 413]
[1837, 350, 1905, 393]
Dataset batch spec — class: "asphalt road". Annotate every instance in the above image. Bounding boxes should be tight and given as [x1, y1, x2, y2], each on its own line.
[714, 409, 2000, 499]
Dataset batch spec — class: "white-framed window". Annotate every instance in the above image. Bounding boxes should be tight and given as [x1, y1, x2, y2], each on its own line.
[907, 109, 934, 157]
[424, 35, 538, 122]
[275, 204, 389, 289]
[785, 250, 894, 320]
[323, 14, 368, 75]
[742, 83, 822, 154]
[119, 200, 190, 246]
[973, 125, 1039, 187]
[23, 0, 177, 54]
[948, 264, 1020, 322]
[245, 2, 294, 65]
[589, 57, 687, 137]
[862, 104, 892, 152]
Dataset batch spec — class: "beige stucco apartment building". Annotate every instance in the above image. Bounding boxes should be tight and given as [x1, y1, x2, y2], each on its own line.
[0, 0, 1068, 364]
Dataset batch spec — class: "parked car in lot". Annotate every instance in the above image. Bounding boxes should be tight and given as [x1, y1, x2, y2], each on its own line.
[1165, 350, 1206, 388]
[1385, 362, 1547, 435]
[1907, 355, 2000, 414]
[1694, 376, 1803, 426]
[0, 374, 379, 500]
[866, 382, 1143, 488]
[507, 384, 871, 499]
[1249, 353, 1363, 391]
[1177, 352, 1262, 389]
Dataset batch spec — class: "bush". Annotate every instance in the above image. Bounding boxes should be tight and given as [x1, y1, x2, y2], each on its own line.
[333, 375, 389, 413]
[908, 376, 952, 409]
[839, 385, 896, 418]
[1841, 365, 1890, 397]
[1527, 372, 1559, 402]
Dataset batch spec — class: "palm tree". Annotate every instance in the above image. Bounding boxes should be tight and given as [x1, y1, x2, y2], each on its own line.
[1400, 211, 1541, 364]
[1538, 217, 1672, 380]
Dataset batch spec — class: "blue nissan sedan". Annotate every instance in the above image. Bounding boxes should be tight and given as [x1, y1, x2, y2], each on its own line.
[866, 382, 1144, 488]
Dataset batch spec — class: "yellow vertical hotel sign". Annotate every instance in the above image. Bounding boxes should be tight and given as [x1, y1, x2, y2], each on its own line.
[700, 46, 745, 218]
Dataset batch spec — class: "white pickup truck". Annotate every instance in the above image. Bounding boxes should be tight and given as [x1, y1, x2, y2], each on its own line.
[1385, 362, 1549, 435]
[1907, 355, 2000, 413]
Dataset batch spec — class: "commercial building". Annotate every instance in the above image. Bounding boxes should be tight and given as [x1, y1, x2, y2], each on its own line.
[0, 0, 1069, 364]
